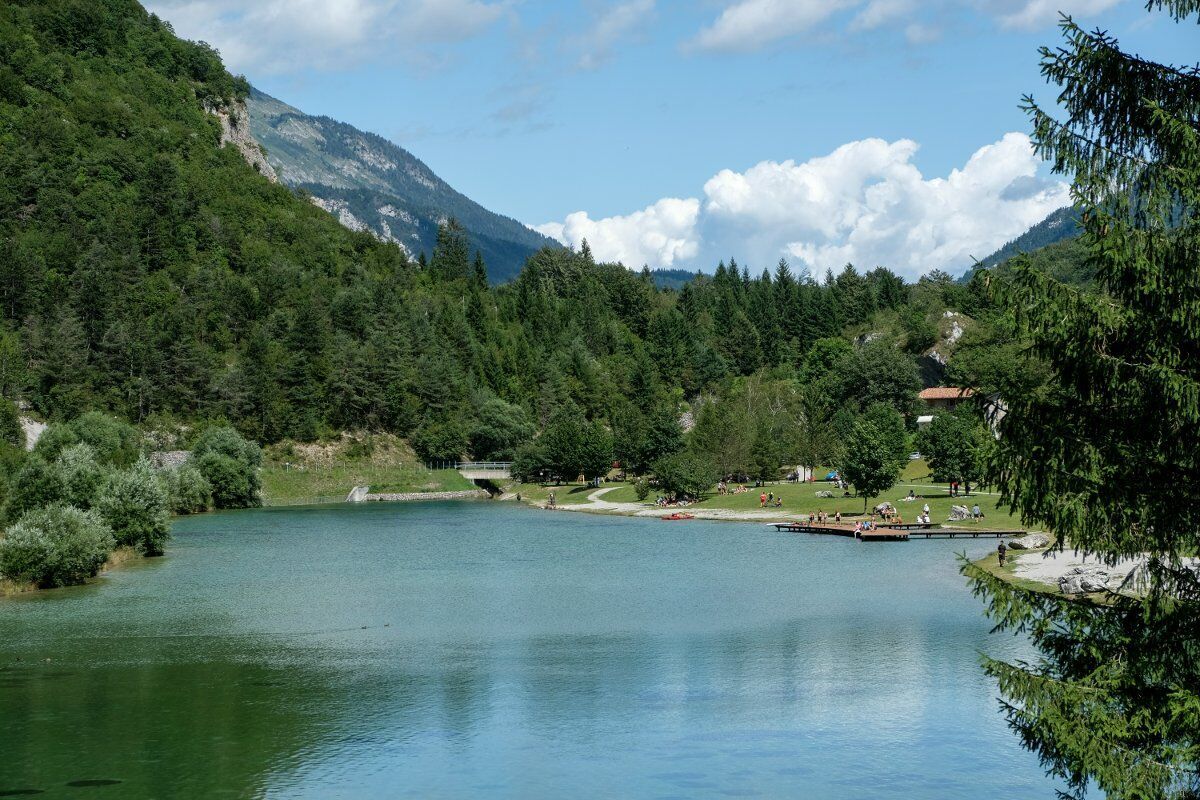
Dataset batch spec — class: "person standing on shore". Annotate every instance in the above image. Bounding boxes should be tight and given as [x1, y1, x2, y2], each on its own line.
[997, 541, 1007, 566]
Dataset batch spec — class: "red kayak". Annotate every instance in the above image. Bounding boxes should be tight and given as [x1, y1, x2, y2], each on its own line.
[661, 512, 695, 520]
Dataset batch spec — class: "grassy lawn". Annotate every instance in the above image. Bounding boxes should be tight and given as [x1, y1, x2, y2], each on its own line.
[505, 459, 1029, 531]
[505, 482, 598, 504]
[698, 471, 1024, 529]
[260, 434, 475, 505]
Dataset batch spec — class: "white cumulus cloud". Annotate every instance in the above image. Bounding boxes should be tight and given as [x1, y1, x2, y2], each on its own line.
[538, 133, 1070, 278]
[707, 132, 1069, 278]
[535, 198, 701, 268]
[146, 0, 507, 75]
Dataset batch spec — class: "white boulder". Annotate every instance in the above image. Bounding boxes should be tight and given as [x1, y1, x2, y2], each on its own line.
[1008, 533, 1051, 550]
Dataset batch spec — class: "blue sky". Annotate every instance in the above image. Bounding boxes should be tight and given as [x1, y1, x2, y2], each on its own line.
[148, 1, 1195, 278]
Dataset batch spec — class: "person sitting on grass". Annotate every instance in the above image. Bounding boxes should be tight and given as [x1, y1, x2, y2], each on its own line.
[972, 503, 982, 521]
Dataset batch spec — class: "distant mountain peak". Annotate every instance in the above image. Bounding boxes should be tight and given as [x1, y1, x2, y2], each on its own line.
[246, 89, 559, 281]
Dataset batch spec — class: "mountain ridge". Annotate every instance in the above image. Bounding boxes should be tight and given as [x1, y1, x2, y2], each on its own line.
[246, 88, 560, 282]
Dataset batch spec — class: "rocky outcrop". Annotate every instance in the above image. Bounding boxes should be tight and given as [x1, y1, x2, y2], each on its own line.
[207, 100, 278, 183]
[1008, 533, 1051, 550]
[1058, 565, 1118, 595]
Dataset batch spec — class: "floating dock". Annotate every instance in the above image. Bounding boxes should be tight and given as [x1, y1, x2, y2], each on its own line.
[771, 522, 1023, 541]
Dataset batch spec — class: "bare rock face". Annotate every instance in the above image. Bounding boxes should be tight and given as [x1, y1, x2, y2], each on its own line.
[19, 416, 45, 451]
[148, 451, 190, 470]
[206, 100, 278, 183]
[1008, 533, 1051, 550]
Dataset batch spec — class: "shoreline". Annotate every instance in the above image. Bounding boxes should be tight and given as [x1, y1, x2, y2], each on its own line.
[508, 485, 1001, 527]
[1, 488, 1057, 599]
[1, 545, 142, 598]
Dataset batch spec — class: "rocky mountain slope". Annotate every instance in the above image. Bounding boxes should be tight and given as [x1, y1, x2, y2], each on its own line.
[245, 89, 559, 282]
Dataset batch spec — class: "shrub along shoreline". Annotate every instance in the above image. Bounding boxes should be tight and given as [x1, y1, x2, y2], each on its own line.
[0, 409, 262, 595]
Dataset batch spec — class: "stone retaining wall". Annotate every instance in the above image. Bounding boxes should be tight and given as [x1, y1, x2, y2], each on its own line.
[361, 489, 489, 502]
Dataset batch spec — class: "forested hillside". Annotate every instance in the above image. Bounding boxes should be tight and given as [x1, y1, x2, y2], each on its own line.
[246, 89, 561, 282]
[959, 205, 1082, 283]
[0, 0, 1033, 486]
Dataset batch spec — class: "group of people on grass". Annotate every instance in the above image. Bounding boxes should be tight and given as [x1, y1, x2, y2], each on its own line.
[759, 491, 783, 509]
[656, 494, 695, 508]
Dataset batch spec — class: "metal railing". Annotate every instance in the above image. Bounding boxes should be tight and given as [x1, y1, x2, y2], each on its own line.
[453, 461, 513, 470]
[420, 461, 513, 471]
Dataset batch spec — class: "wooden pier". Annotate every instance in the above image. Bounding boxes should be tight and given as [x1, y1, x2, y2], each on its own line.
[771, 522, 1023, 541]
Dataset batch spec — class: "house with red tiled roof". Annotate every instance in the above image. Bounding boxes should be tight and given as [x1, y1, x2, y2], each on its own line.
[918, 386, 974, 412]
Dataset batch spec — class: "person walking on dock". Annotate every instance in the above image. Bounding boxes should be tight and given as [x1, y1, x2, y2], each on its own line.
[997, 541, 1007, 567]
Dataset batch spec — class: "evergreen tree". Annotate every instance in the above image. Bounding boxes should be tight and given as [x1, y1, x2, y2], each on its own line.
[471, 251, 489, 289]
[430, 219, 471, 281]
[0, 396, 23, 449]
[963, 7, 1200, 798]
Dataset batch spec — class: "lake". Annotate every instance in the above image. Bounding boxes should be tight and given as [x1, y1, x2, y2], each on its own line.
[0, 502, 1058, 798]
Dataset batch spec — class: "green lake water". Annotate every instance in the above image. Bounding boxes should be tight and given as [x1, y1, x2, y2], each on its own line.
[0, 502, 1059, 798]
